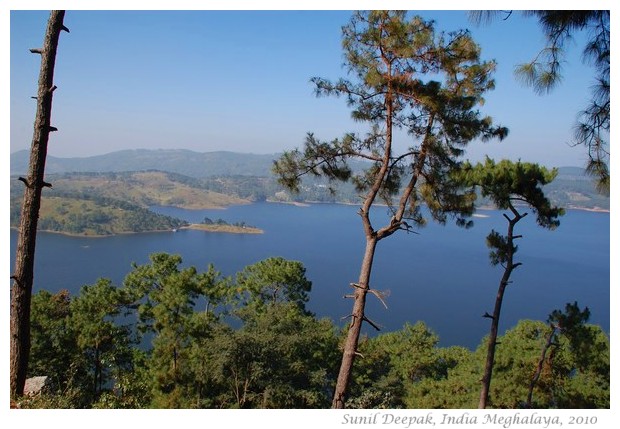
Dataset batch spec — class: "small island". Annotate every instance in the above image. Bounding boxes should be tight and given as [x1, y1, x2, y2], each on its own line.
[183, 217, 263, 234]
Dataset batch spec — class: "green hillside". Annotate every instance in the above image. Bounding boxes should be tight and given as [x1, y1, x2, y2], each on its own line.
[543, 167, 610, 211]
[10, 196, 188, 236]
[10, 150, 609, 211]
[10, 171, 249, 209]
[9, 171, 253, 236]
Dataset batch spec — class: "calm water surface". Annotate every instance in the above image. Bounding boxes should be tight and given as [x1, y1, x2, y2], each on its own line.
[9, 202, 610, 349]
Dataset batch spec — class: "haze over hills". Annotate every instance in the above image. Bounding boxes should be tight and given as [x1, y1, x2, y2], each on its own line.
[10, 149, 609, 211]
[10, 149, 277, 178]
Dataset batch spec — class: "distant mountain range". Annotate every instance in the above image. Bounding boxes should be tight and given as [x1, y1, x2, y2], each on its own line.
[10, 149, 277, 178]
[10, 149, 609, 210]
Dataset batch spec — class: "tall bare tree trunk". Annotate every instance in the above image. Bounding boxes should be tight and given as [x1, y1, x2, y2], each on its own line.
[331, 237, 378, 408]
[10, 10, 67, 398]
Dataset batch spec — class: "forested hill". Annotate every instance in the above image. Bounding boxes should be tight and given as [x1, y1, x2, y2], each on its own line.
[10, 149, 610, 210]
[9, 171, 250, 236]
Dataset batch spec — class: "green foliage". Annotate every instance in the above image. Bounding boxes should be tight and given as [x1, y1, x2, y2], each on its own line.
[28, 290, 86, 395]
[28, 284, 139, 407]
[487, 320, 609, 408]
[70, 278, 134, 397]
[122, 253, 228, 407]
[397, 319, 610, 409]
[457, 157, 565, 229]
[10, 194, 188, 236]
[207, 303, 340, 408]
[8, 170, 255, 236]
[519, 12, 610, 189]
[25, 254, 609, 409]
[274, 10, 508, 232]
[235, 257, 312, 312]
[455, 157, 565, 408]
[350, 322, 470, 409]
[404, 345, 478, 409]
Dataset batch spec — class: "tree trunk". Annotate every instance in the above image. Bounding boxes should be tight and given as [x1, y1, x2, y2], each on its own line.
[94, 346, 101, 397]
[478, 268, 511, 408]
[10, 10, 66, 398]
[479, 209, 524, 409]
[526, 325, 557, 408]
[331, 236, 378, 408]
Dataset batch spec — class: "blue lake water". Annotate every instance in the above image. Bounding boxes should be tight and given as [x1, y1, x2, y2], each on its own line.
[9, 202, 610, 349]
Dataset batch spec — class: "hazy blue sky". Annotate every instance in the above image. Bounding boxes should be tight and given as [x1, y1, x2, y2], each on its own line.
[8, 8, 602, 168]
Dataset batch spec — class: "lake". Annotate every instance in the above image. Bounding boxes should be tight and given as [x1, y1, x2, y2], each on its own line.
[9, 202, 610, 349]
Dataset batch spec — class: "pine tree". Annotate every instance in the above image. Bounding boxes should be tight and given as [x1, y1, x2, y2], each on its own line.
[273, 10, 507, 408]
[454, 157, 564, 408]
[526, 302, 591, 408]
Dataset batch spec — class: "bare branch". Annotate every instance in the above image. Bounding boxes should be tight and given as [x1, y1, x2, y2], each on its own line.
[368, 288, 389, 309]
[362, 315, 382, 331]
[17, 177, 31, 188]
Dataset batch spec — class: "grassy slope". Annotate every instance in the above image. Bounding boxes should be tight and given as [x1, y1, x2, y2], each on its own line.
[10, 196, 188, 236]
[10, 171, 252, 236]
[48, 171, 248, 209]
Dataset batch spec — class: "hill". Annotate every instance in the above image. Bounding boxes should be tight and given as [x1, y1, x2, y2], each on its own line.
[9, 171, 253, 236]
[10, 149, 609, 211]
[10, 196, 188, 236]
[543, 167, 610, 211]
[10, 171, 249, 209]
[10, 149, 276, 178]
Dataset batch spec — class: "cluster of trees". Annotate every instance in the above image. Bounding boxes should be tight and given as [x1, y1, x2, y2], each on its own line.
[21, 254, 608, 409]
[201, 217, 255, 229]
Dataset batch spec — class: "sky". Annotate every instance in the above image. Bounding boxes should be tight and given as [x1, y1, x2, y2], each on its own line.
[5, 3, 611, 170]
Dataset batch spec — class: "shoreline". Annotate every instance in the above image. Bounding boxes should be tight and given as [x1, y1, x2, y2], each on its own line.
[182, 224, 263, 234]
[10, 224, 264, 238]
[9, 202, 607, 238]
[267, 199, 610, 214]
[10, 226, 188, 238]
[475, 204, 609, 214]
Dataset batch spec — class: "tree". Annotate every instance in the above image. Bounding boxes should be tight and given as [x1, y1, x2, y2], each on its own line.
[208, 302, 340, 408]
[526, 302, 590, 408]
[123, 253, 225, 407]
[471, 11, 610, 193]
[348, 322, 465, 409]
[273, 10, 507, 408]
[28, 290, 84, 394]
[235, 257, 312, 313]
[70, 278, 134, 399]
[455, 158, 564, 408]
[402, 318, 609, 409]
[484, 319, 609, 408]
[10, 10, 69, 398]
